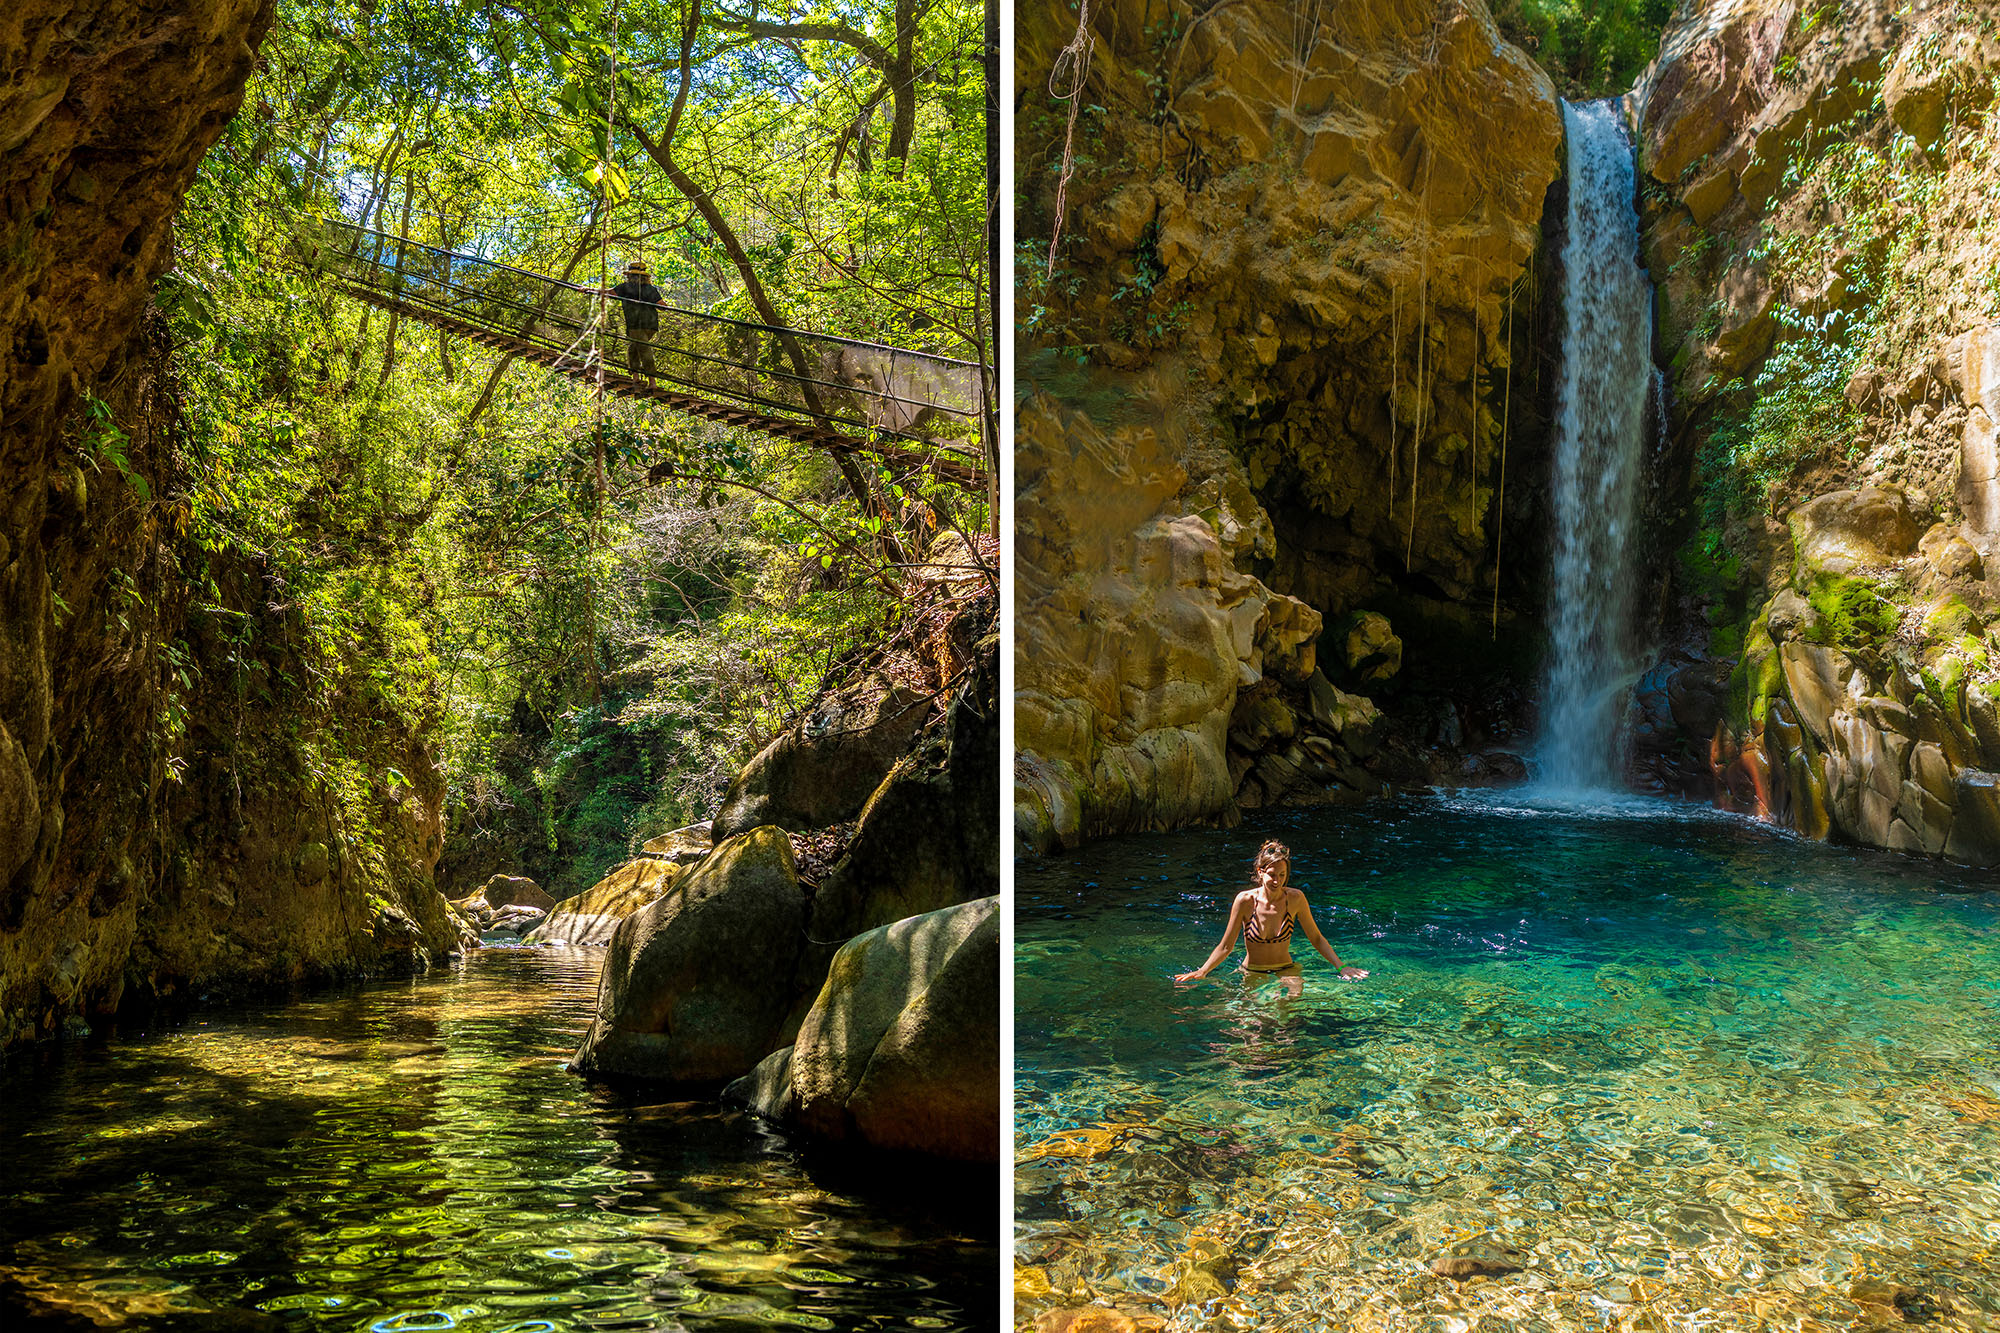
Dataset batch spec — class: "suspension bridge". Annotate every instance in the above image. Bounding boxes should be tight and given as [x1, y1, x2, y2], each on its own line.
[290, 218, 990, 491]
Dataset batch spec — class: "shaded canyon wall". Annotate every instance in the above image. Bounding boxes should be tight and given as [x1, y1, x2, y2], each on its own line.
[1016, 0, 1565, 848]
[0, 1, 464, 1049]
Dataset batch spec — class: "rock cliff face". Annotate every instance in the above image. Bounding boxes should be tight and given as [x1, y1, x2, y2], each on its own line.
[0, 0, 464, 1049]
[1017, 0, 1564, 848]
[1633, 0, 2000, 861]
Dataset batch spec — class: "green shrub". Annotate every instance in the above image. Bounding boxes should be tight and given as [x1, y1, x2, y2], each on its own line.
[1492, 0, 1676, 99]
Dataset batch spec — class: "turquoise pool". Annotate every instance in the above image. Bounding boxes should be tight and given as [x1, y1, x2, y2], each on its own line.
[1016, 793, 2000, 1329]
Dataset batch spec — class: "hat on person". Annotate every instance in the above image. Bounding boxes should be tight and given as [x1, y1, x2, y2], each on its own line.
[625, 259, 649, 276]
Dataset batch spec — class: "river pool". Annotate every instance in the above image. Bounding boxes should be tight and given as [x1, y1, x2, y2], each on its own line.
[0, 947, 997, 1331]
[1015, 793, 2000, 1330]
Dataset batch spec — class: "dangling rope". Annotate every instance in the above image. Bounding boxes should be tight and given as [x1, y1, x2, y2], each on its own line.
[1470, 258, 1483, 535]
[1045, 0, 1093, 279]
[1405, 152, 1431, 572]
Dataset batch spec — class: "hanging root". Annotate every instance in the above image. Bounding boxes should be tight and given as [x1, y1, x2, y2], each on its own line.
[1470, 261, 1482, 535]
[1405, 157, 1431, 572]
[1389, 282, 1399, 519]
[1046, 0, 1095, 280]
[1493, 271, 1515, 640]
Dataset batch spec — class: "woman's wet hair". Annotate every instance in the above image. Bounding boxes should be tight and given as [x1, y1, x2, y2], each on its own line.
[1251, 839, 1291, 888]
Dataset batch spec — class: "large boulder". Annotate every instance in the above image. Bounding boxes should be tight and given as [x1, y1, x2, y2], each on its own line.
[487, 904, 546, 935]
[784, 627, 1000, 1041]
[527, 858, 682, 947]
[1788, 486, 1922, 577]
[710, 682, 932, 840]
[733, 896, 998, 1162]
[476, 874, 554, 912]
[640, 821, 712, 864]
[1341, 612, 1402, 684]
[569, 827, 804, 1085]
[449, 873, 555, 931]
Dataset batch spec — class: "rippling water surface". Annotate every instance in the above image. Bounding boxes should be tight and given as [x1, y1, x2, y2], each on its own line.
[0, 947, 996, 1331]
[1016, 794, 2000, 1330]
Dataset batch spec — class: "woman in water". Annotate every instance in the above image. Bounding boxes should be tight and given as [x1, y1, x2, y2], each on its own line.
[1175, 840, 1368, 996]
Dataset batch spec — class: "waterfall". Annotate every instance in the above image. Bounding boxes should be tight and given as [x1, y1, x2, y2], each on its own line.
[1535, 100, 1655, 793]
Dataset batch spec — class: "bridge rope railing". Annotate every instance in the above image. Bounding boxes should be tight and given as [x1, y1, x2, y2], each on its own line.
[286, 216, 988, 481]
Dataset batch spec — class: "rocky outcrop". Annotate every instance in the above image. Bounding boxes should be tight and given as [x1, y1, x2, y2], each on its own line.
[572, 586, 999, 1155]
[526, 857, 683, 947]
[640, 821, 712, 863]
[1014, 374, 1321, 846]
[803, 624, 999, 943]
[1016, 0, 1563, 848]
[569, 827, 805, 1085]
[1683, 485, 2000, 861]
[727, 895, 1000, 1162]
[450, 873, 556, 933]
[1883, 23, 1997, 153]
[1636, 0, 2000, 862]
[0, 0, 481, 1048]
[1709, 637, 2000, 862]
[474, 874, 553, 912]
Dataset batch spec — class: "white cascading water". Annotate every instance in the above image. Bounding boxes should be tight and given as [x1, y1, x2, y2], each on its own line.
[1535, 100, 1655, 792]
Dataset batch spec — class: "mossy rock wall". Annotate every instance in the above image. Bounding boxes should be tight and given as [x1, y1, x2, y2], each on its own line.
[0, 0, 464, 1049]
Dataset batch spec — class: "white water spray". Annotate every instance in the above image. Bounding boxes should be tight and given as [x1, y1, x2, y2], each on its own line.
[1535, 101, 1655, 792]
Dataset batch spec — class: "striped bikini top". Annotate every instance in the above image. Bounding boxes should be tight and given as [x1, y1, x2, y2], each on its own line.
[1244, 896, 1296, 945]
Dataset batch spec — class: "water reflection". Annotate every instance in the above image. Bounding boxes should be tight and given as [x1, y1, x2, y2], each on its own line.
[0, 949, 996, 1330]
[1017, 796, 2000, 1329]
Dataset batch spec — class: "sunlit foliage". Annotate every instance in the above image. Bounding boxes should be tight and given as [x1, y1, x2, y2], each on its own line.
[166, 0, 991, 894]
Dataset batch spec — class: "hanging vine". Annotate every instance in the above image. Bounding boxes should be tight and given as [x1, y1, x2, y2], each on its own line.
[1045, 0, 1094, 279]
[1389, 281, 1400, 520]
[1405, 151, 1432, 571]
[1493, 270, 1516, 640]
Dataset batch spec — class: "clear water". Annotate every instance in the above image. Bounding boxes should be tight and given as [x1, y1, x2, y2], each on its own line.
[0, 948, 996, 1331]
[1539, 100, 1655, 791]
[1015, 797, 2000, 1329]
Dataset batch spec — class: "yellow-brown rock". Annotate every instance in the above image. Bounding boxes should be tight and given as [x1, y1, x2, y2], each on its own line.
[1787, 486, 1922, 577]
[1637, 0, 1900, 400]
[527, 858, 683, 948]
[1016, 0, 1562, 846]
[1015, 374, 1316, 849]
[640, 821, 713, 863]
[1884, 23, 1998, 149]
[1636, 0, 1795, 186]
[1023, 0, 1558, 581]
[1638, 0, 2000, 865]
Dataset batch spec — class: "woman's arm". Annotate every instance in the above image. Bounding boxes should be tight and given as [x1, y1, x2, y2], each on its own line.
[1297, 893, 1368, 979]
[1176, 895, 1248, 982]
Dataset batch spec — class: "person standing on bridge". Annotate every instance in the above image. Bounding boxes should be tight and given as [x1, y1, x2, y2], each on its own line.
[607, 259, 662, 379]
